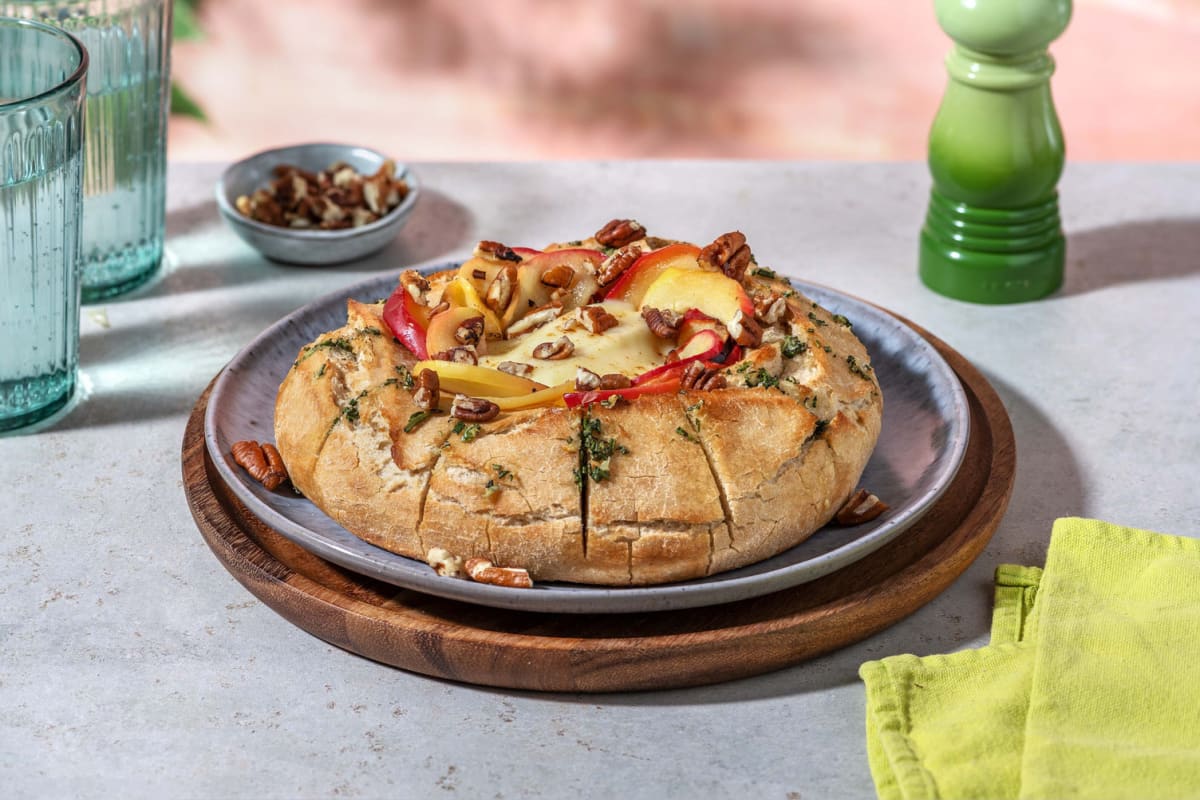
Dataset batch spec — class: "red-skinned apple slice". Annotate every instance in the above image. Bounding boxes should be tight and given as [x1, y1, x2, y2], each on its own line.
[382, 283, 430, 360]
[563, 371, 682, 409]
[426, 306, 488, 357]
[604, 243, 701, 306]
[501, 248, 603, 328]
[638, 267, 754, 325]
[631, 329, 725, 385]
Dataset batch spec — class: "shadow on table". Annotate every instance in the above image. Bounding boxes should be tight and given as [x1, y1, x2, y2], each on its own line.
[1062, 216, 1200, 296]
[97, 188, 474, 302]
[490, 372, 1085, 706]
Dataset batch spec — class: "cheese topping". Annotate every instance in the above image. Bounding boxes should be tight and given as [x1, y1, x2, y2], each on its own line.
[478, 301, 671, 386]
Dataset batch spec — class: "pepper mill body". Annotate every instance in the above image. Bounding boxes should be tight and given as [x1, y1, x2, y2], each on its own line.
[919, 0, 1072, 303]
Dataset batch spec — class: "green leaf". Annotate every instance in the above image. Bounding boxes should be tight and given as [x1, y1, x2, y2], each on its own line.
[170, 83, 207, 122]
[173, 0, 204, 42]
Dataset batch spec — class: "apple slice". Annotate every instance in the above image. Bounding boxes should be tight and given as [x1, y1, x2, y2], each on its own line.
[604, 243, 701, 307]
[638, 267, 754, 325]
[412, 360, 546, 397]
[630, 329, 726, 386]
[382, 283, 430, 360]
[501, 248, 603, 329]
[482, 380, 573, 411]
[425, 306, 489, 357]
[442, 277, 503, 338]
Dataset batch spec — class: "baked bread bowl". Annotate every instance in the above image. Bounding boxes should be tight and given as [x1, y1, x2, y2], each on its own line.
[273, 223, 883, 586]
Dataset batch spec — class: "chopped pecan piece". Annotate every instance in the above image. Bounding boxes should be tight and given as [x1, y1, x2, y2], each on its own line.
[497, 361, 534, 379]
[699, 231, 753, 283]
[454, 315, 485, 347]
[641, 306, 681, 338]
[539, 264, 576, 288]
[577, 305, 619, 334]
[426, 547, 465, 578]
[426, 300, 450, 319]
[465, 558, 533, 589]
[533, 336, 575, 360]
[399, 270, 431, 305]
[474, 240, 521, 262]
[575, 367, 601, 391]
[599, 373, 632, 390]
[432, 346, 478, 365]
[596, 243, 645, 285]
[834, 488, 889, 525]
[485, 264, 517, 313]
[231, 441, 289, 491]
[680, 361, 727, 391]
[728, 310, 763, 347]
[595, 218, 646, 249]
[413, 368, 440, 411]
[235, 160, 407, 230]
[450, 394, 500, 422]
[505, 302, 564, 337]
[754, 293, 789, 325]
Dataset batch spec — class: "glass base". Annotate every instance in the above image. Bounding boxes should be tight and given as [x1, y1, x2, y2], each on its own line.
[0, 378, 74, 433]
[919, 189, 1064, 304]
[82, 240, 163, 303]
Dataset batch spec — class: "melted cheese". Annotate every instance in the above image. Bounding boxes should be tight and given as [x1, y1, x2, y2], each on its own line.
[479, 301, 671, 386]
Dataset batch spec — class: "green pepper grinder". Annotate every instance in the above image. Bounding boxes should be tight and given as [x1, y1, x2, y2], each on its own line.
[919, 0, 1072, 303]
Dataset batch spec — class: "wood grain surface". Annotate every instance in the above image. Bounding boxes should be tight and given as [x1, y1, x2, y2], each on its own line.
[182, 319, 1015, 692]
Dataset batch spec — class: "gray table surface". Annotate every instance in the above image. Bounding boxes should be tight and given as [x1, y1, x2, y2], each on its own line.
[2, 162, 1197, 799]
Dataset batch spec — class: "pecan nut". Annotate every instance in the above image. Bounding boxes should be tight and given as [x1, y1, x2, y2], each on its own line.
[497, 361, 534, 379]
[532, 336, 575, 360]
[431, 346, 478, 365]
[754, 293, 789, 325]
[577, 305, 620, 334]
[454, 315, 485, 347]
[594, 218, 646, 249]
[834, 488, 889, 525]
[575, 367, 601, 390]
[596, 243, 644, 286]
[450, 394, 500, 422]
[465, 558, 533, 589]
[485, 264, 517, 313]
[474, 240, 521, 262]
[599, 373, 632, 390]
[398, 269, 430, 305]
[728, 310, 763, 348]
[680, 361, 727, 391]
[641, 306, 681, 338]
[539, 264, 576, 288]
[426, 547, 465, 578]
[413, 368, 440, 411]
[699, 231, 753, 282]
[231, 441, 289, 491]
[505, 302, 564, 337]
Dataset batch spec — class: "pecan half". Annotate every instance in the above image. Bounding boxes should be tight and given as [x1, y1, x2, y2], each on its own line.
[599, 373, 633, 390]
[539, 264, 575, 288]
[474, 240, 521, 262]
[497, 361, 534, 379]
[450, 394, 500, 422]
[454, 315, 485, 347]
[575, 367, 601, 391]
[595, 218, 645, 249]
[231, 441, 289, 491]
[413, 368, 440, 411]
[680, 361, 727, 391]
[533, 336, 575, 360]
[728, 309, 763, 347]
[465, 558, 533, 589]
[596, 243, 644, 286]
[426, 547, 465, 578]
[834, 488, 889, 525]
[485, 264, 517, 313]
[754, 293, 789, 325]
[432, 346, 478, 365]
[641, 306, 681, 338]
[577, 305, 619, 334]
[505, 302, 564, 337]
[699, 231, 753, 282]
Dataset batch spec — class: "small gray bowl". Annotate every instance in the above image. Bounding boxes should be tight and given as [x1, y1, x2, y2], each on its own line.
[216, 142, 420, 266]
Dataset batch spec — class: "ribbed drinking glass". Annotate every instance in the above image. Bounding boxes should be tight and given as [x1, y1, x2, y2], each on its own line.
[0, 18, 88, 431]
[2, 0, 171, 301]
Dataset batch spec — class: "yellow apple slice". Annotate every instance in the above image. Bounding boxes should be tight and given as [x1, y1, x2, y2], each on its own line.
[412, 360, 546, 397]
[425, 305, 488, 357]
[484, 381, 574, 411]
[441, 277, 503, 337]
[638, 267, 754, 325]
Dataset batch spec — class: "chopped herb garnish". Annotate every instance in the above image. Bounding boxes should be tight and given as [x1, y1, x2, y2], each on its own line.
[807, 312, 827, 327]
[846, 354, 873, 380]
[804, 394, 818, 410]
[360, 326, 382, 336]
[751, 266, 776, 279]
[404, 410, 435, 433]
[315, 363, 327, 379]
[455, 422, 481, 442]
[492, 464, 512, 481]
[832, 314, 852, 329]
[485, 464, 516, 497]
[331, 389, 369, 429]
[676, 426, 699, 443]
[823, 345, 832, 353]
[294, 337, 353, 367]
[578, 416, 625, 485]
[781, 335, 807, 359]
[394, 364, 415, 390]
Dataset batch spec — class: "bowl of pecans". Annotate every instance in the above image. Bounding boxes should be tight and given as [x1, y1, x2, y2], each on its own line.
[216, 142, 419, 265]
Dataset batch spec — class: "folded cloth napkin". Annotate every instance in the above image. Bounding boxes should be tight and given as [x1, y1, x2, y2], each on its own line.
[859, 518, 1200, 799]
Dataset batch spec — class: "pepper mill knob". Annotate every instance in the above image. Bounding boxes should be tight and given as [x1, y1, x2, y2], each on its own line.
[919, 0, 1073, 303]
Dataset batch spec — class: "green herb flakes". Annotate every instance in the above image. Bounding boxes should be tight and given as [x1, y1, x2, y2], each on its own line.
[676, 426, 699, 443]
[807, 312, 827, 327]
[782, 335, 808, 359]
[751, 266, 777, 279]
[404, 410, 434, 433]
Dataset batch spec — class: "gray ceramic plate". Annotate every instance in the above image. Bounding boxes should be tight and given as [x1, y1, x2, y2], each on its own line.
[204, 268, 970, 614]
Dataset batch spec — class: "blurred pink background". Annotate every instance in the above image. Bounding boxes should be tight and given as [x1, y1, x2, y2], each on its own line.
[169, 0, 1200, 161]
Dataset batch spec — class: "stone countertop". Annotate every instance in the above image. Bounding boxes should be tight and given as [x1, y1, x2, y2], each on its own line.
[2, 162, 1197, 799]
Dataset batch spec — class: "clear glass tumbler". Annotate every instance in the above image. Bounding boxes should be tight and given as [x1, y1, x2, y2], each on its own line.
[0, 18, 87, 431]
[2, 0, 171, 302]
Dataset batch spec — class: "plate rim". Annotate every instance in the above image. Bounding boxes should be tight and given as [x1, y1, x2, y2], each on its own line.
[203, 266, 971, 614]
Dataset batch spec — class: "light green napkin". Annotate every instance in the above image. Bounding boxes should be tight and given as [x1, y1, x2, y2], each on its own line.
[860, 518, 1200, 799]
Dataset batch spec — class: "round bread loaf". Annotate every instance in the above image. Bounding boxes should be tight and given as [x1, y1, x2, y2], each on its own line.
[273, 228, 883, 586]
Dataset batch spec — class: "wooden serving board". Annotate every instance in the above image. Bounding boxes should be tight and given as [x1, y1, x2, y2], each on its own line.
[183, 320, 1014, 693]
